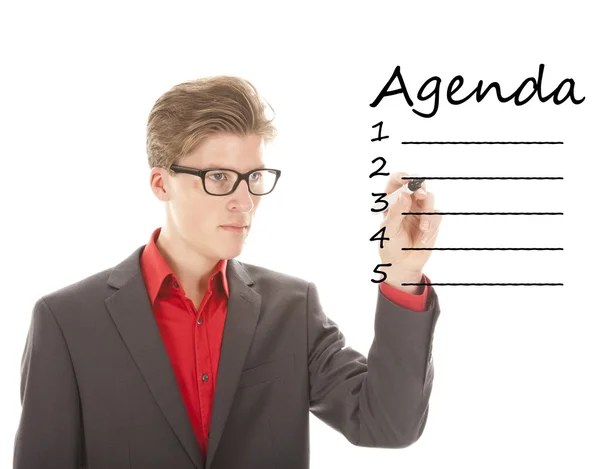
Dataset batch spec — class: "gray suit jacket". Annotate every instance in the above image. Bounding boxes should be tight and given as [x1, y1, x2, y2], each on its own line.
[13, 244, 441, 469]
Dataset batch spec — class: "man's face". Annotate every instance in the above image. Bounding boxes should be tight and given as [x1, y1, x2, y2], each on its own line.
[152, 133, 266, 260]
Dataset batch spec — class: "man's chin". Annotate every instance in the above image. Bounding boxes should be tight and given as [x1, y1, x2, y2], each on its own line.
[217, 241, 245, 258]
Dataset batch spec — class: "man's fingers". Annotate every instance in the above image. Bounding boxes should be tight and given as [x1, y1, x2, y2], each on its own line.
[420, 209, 443, 243]
[417, 190, 436, 232]
[384, 171, 426, 197]
[381, 192, 411, 237]
[383, 172, 409, 197]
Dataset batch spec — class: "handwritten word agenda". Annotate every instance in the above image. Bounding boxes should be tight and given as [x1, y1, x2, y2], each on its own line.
[370, 64, 585, 118]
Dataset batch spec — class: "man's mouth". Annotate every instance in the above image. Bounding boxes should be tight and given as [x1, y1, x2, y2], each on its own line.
[220, 225, 248, 231]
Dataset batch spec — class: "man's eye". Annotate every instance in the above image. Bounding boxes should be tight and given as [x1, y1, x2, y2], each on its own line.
[210, 173, 226, 181]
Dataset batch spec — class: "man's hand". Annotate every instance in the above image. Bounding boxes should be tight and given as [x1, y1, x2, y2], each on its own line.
[377, 172, 443, 286]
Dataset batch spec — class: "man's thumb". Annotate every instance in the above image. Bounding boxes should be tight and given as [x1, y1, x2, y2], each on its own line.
[383, 193, 409, 235]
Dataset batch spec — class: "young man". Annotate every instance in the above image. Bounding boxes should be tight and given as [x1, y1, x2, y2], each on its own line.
[14, 76, 442, 469]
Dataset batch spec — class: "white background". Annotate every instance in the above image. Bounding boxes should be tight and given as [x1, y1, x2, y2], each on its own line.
[1, 1, 598, 468]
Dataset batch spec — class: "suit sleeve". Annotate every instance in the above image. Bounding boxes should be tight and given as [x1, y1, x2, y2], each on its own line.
[306, 281, 441, 448]
[13, 297, 85, 469]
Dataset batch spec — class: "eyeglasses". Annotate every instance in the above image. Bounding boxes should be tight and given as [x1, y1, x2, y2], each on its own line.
[169, 164, 282, 196]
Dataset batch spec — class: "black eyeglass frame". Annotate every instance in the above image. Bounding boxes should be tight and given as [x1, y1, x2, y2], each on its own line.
[169, 164, 282, 196]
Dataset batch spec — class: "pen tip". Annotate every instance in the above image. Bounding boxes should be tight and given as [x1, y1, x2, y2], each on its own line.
[407, 178, 425, 191]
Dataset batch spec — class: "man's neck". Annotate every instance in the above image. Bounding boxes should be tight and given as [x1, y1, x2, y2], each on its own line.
[156, 228, 217, 297]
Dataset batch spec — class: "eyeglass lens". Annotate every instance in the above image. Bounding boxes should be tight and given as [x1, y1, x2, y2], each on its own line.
[204, 169, 277, 195]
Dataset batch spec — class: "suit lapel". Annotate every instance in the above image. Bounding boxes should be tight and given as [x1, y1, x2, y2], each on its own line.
[105, 245, 261, 469]
[205, 259, 260, 469]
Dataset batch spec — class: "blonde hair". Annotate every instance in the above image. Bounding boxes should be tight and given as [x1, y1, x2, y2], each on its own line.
[146, 76, 277, 170]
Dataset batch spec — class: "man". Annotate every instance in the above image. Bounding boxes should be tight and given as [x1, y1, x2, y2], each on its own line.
[13, 76, 442, 469]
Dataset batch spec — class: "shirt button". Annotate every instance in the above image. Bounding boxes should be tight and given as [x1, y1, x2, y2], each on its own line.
[202, 374, 209, 382]
[197, 317, 203, 325]
[173, 281, 179, 288]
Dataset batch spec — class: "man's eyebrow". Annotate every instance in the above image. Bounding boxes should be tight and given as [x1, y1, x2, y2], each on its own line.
[206, 163, 266, 170]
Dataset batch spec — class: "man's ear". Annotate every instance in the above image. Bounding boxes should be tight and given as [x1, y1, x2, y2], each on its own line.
[150, 168, 171, 200]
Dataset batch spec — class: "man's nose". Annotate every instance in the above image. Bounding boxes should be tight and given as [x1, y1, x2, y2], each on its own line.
[231, 180, 254, 209]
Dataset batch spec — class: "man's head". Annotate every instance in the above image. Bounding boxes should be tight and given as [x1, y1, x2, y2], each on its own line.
[147, 76, 279, 262]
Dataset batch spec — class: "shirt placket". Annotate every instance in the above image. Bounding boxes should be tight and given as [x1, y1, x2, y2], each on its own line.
[194, 289, 213, 452]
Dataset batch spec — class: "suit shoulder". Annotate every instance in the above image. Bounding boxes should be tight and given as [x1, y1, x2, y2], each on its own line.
[35, 265, 114, 315]
[237, 261, 310, 291]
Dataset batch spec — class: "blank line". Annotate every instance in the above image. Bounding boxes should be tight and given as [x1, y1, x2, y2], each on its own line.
[400, 177, 563, 180]
[402, 248, 563, 250]
[403, 212, 563, 215]
[401, 283, 564, 286]
[401, 141, 563, 144]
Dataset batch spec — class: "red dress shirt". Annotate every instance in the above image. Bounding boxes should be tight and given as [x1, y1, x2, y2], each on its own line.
[140, 226, 432, 462]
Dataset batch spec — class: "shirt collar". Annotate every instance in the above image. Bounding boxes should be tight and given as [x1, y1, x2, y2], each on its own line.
[141, 226, 230, 305]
